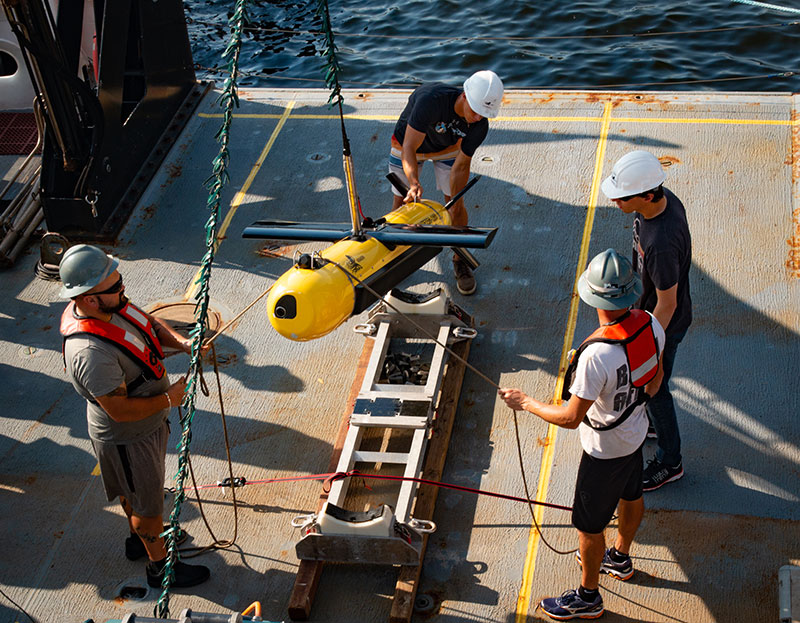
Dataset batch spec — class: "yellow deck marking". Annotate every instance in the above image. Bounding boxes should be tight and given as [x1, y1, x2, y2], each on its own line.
[201, 111, 796, 125]
[613, 116, 794, 126]
[186, 101, 295, 301]
[200, 112, 396, 120]
[515, 100, 614, 622]
[199, 112, 285, 119]
[497, 116, 607, 122]
[92, 462, 101, 476]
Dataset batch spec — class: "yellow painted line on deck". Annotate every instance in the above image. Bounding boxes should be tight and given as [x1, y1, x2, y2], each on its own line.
[613, 116, 794, 126]
[497, 116, 606, 122]
[185, 101, 296, 301]
[515, 100, 614, 622]
[500, 115, 795, 126]
[201, 111, 796, 126]
[199, 113, 284, 119]
[92, 463, 101, 476]
[293, 113, 397, 120]
[199, 112, 396, 120]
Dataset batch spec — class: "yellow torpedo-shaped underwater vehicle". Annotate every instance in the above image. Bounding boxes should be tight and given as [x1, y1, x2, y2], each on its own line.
[243, 173, 496, 341]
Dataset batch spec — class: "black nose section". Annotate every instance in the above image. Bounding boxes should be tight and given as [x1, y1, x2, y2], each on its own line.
[273, 294, 297, 319]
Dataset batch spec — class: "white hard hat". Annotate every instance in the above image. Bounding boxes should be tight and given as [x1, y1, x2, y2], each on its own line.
[578, 249, 642, 311]
[601, 150, 666, 199]
[463, 70, 504, 119]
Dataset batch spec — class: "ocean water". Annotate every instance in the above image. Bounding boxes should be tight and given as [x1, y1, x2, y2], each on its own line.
[184, 0, 800, 92]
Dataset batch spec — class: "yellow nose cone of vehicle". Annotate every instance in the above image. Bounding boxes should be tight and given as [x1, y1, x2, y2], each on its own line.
[267, 262, 356, 341]
[267, 199, 450, 341]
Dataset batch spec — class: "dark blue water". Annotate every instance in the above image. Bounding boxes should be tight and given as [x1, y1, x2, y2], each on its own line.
[184, 0, 800, 91]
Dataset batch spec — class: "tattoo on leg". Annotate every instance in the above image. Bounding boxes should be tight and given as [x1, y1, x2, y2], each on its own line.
[135, 529, 160, 544]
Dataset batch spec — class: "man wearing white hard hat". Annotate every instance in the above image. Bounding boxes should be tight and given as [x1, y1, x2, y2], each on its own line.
[602, 150, 693, 493]
[388, 70, 504, 295]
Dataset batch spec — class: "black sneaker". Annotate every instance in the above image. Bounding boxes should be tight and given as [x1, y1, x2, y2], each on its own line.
[125, 526, 188, 561]
[146, 557, 210, 589]
[576, 548, 634, 581]
[646, 422, 657, 439]
[452, 257, 476, 295]
[539, 589, 604, 620]
[643, 458, 684, 492]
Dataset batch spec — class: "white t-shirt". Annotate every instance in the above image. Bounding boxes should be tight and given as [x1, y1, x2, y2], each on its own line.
[569, 313, 666, 459]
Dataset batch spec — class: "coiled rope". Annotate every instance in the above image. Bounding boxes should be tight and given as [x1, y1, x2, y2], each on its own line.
[155, 0, 249, 618]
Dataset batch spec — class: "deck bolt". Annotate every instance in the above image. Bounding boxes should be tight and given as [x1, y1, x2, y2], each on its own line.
[414, 593, 435, 614]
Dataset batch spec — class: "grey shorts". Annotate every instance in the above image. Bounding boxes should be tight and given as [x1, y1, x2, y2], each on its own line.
[91, 420, 169, 517]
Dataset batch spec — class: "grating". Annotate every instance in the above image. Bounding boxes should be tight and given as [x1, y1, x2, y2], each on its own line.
[0, 112, 39, 155]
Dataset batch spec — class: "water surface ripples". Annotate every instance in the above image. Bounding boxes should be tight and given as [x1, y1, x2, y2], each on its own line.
[185, 0, 800, 91]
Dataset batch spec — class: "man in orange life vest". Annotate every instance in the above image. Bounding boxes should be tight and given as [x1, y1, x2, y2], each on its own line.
[499, 249, 665, 620]
[59, 244, 210, 589]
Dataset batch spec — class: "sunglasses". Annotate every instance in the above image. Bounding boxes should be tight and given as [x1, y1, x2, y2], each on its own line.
[92, 275, 124, 296]
[616, 194, 638, 202]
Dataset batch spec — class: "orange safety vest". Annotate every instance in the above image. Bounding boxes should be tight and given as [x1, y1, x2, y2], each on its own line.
[562, 309, 660, 431]
[60, 302, 166, 393]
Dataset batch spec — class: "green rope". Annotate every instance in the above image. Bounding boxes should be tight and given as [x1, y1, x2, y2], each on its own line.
[155, 1, 249, 618]
[315, 0, 344, 110]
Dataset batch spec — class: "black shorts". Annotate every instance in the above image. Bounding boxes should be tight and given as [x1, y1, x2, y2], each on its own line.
[571, 444, 643, 534]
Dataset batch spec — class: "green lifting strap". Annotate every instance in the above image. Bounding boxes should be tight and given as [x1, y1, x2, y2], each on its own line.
[155, 1, 249, 618]
[156, 1, 351, 616]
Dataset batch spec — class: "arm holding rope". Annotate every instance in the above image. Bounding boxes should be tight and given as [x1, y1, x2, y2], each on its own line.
[498, 389, 593, 430]
[149, 313, 209, 356]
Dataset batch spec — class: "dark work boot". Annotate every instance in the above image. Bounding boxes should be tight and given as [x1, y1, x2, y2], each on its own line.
[452, 256, 476, 295]
[146, 556, 210, 589]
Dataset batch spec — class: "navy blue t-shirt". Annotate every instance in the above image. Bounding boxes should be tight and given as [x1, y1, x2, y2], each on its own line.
[632, 187, 693, 335]
[393, 83, 489, 157]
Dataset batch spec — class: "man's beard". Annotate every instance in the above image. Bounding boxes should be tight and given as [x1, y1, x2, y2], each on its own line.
[98, 293, 128, 314]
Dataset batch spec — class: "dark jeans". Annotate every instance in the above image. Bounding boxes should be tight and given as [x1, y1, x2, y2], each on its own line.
[647, 329, 687, 467]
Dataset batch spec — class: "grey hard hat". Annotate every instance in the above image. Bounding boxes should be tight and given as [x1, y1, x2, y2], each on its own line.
[577, 248, 642, 310]
[58, 244, 119, 298]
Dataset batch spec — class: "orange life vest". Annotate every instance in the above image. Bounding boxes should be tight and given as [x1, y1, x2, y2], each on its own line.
[563, 309, 660, 431]
[60, 301, 166, 389]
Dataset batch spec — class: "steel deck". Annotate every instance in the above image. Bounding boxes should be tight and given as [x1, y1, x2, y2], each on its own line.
[1, 88, 799, 623]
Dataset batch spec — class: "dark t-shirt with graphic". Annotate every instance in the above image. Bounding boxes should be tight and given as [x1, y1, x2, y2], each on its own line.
[632, 187, 693, 335]
[393, 83, 489, 157]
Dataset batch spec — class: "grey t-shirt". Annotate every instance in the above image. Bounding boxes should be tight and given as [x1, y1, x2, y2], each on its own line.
[63, 311, 169, 443]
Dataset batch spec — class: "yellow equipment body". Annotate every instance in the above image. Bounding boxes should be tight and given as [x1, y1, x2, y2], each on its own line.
[267, 200, 451, 341]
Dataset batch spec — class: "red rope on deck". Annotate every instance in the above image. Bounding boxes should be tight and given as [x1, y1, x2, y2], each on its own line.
[176, 469, 572, 512]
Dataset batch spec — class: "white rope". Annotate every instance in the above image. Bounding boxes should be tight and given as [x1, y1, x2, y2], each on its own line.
[730, 0, 800, 14]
